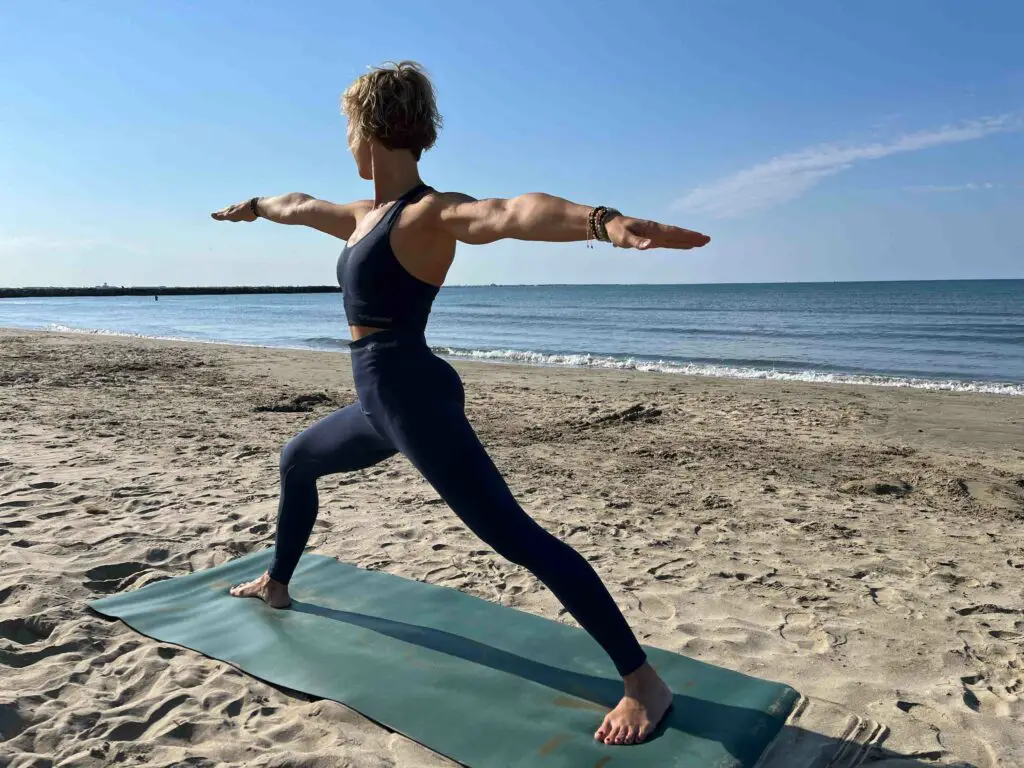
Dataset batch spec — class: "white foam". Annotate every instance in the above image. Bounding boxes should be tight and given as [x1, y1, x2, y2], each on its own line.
[27, 324, 1024, 396]
[435, 347, 1024, 396]
[45, 323, 281, 350]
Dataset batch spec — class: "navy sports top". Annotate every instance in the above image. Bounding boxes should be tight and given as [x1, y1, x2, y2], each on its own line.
[337, 183, 439, 331]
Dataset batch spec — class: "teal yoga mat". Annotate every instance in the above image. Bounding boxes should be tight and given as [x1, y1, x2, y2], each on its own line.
[89, 551, 800, 767]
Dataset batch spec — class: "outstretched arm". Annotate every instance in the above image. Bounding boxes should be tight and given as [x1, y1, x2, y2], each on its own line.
[433, 192, 710, 250]
[210, 194, 370, 241]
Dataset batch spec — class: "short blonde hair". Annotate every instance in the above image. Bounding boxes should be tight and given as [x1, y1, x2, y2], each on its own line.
[341, 60, 442, 161]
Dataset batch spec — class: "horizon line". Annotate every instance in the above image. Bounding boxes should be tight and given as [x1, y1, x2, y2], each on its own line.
[2, 276, 1022, 294]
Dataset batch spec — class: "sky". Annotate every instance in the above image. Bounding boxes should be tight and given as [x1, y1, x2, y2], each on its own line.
[1, 0, 1022, 287]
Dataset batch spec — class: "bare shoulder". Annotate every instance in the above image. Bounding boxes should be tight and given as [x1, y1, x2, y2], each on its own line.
[415, 190, 485, 223]
[344, 198, 375, 220]
[404, 189, 469, 224]
[424, 190, 481, 209]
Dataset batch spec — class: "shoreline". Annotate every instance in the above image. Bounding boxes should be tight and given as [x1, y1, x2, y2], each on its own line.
[1, 328, 1022, 765]
[0, 285, 339, 299]
[3, 324, 1022, 397]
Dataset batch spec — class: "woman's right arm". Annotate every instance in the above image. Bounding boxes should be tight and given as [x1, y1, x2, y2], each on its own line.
[211, 194, 371, 241]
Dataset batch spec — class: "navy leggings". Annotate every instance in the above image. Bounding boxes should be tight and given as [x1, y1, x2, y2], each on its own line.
[268, 329, 647, 677]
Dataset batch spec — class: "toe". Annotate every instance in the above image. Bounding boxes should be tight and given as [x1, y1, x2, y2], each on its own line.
[614, 726, 626, 744]
[594, 716, 611, 741]
[624, 725, 637, 745]
[637, 723, 652, 743]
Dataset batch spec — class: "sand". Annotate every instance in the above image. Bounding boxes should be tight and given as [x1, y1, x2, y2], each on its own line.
[1, 328, 1022, 767]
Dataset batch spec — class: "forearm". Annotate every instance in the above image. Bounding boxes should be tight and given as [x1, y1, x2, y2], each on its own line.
[253, 192, 316, 225]
[504, 193, 595, 242]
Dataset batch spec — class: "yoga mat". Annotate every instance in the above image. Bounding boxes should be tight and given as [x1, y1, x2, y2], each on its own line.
[90, 550, 802, 768]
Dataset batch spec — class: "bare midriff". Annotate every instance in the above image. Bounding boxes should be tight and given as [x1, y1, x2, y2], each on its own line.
[349, 325, 388, 342]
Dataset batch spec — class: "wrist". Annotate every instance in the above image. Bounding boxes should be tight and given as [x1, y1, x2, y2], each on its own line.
[586, 206, 620, 246]
[249, 197, 262, 218]
[599, 209, 621, 243]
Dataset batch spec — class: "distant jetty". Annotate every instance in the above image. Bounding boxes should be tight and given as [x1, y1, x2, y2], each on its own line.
[0, 285, 340, 299]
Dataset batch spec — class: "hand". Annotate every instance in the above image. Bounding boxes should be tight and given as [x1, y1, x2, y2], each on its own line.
[605, 215, 710, 250]
[210, 199, 257, 222]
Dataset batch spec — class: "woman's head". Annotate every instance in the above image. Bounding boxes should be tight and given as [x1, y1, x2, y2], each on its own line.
[342, 61, 441, 177]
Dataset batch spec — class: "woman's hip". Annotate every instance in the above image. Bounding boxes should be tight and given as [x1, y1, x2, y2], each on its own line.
[349, 329, 464, 411]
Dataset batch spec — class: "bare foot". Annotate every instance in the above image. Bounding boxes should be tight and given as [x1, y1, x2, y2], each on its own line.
[229, 571, 291, 608]
[594, 663, 673, 746]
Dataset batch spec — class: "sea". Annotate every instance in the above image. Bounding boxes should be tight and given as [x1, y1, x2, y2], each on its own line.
[1, 280, 1022, 395]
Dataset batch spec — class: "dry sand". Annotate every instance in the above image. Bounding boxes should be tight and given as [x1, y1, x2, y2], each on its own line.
[1, 328, 1022, 767]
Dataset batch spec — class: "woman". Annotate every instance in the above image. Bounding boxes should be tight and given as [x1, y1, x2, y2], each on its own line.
[212, 61, 710, 747]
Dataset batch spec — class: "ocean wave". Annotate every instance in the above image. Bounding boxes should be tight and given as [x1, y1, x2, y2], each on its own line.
[19, 323, 1024, 396]
[302, 336, 350, 349]
[432, 346, 1024, 396]
[44, 323, 288, 351]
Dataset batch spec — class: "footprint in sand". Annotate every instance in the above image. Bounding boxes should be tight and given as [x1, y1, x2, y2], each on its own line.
[960, 674, 1015, 718]
[988, 629, 1024, 642]
[635, 591, 677, 623]
[955, 603, 1017, 616]
[0, 701, 36, 741]
[863, 583, 915, 615]
[0, 615, 55, 645]
[83, 561, 152, 594]
[37, 509, 71, 520]
[779, 612, 843, 654]
[98, 693, 193, 742]
[0, 584, 25, 605]
[0, 639, 85, 670]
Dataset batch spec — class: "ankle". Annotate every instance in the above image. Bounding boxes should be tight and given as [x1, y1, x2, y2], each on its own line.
[264, 572, 288, 588]
[623, 662, 660, 689]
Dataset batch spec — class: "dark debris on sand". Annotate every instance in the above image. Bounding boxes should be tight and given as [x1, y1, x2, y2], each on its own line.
[253, 392, 337, 413]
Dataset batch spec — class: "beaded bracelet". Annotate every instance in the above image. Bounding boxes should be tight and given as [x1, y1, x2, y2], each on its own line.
[587, 206, 607, 248]
[596, 208, 620, 243]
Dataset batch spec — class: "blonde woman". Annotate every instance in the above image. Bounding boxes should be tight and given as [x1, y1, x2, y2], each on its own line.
[212, 61, 710, 746]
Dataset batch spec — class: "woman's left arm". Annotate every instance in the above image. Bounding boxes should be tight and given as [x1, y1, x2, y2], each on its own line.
[211, 193, 369, 241]
[432, 192, 710, 250]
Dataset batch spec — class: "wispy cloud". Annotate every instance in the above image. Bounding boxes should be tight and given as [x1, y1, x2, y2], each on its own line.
[674, 115, 1016, 218]
[904, 182, 1000, 193]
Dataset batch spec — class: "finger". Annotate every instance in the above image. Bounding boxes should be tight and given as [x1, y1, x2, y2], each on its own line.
[625, 231, 653, 250]
[637, 220, 710, 248]
[667, 225, 710, 247]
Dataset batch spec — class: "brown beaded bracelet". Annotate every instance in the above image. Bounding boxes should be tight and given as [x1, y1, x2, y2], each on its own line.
[588, 206, 607, 248]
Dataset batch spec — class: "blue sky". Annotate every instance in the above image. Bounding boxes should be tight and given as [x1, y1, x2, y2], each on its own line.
[1, 0, 1021, 287]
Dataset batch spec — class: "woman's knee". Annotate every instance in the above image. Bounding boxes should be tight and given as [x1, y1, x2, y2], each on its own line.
[280, 435, 321, 480]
